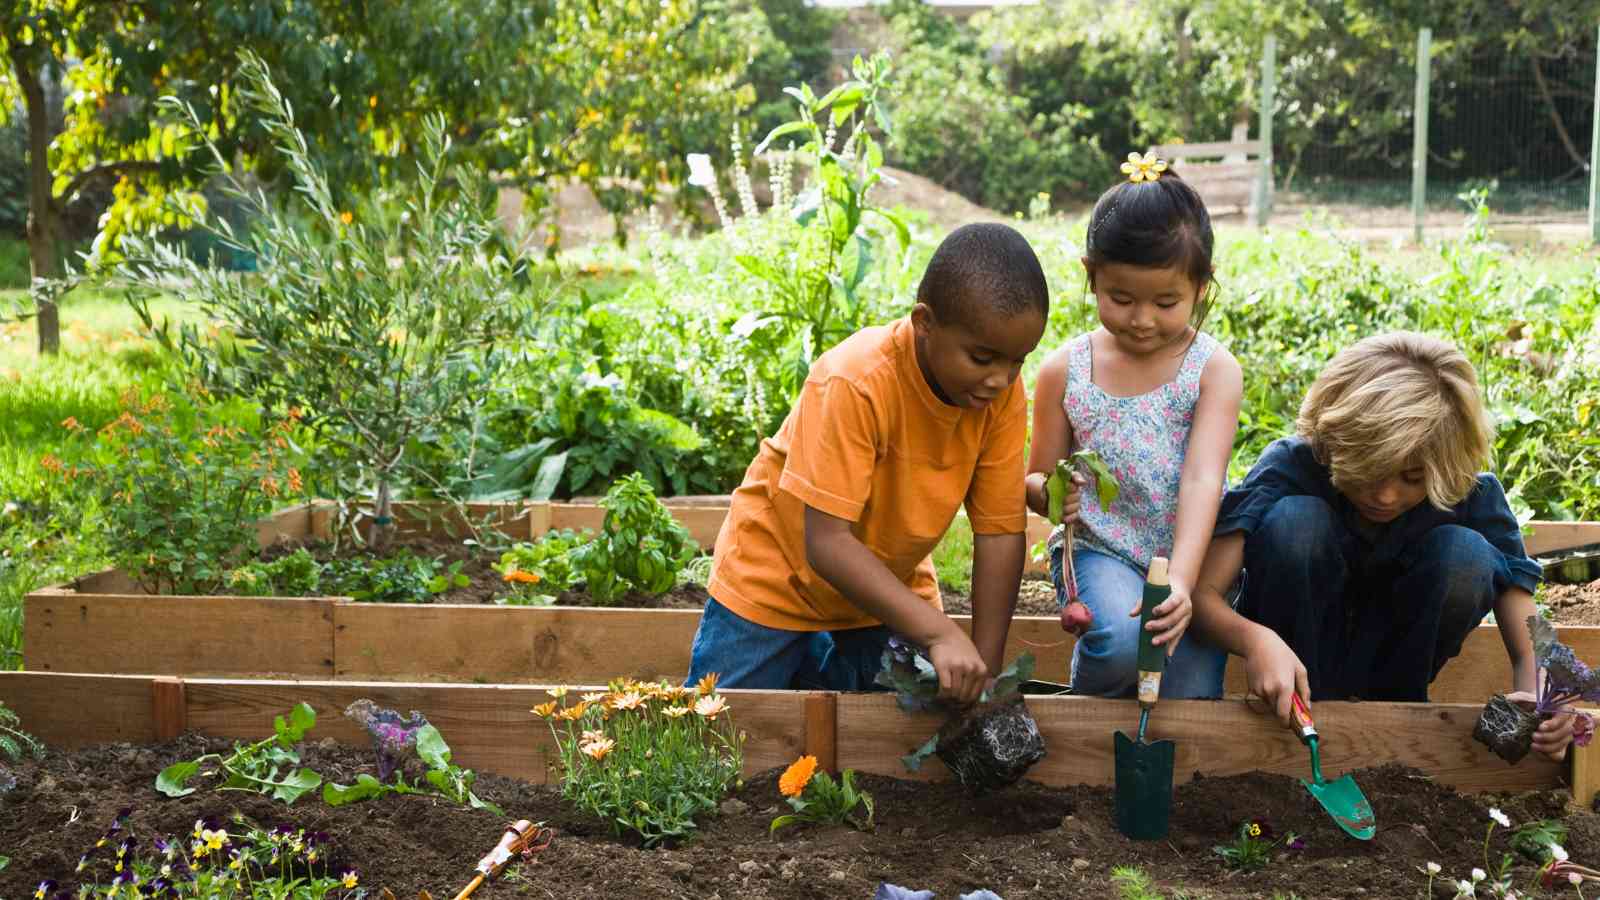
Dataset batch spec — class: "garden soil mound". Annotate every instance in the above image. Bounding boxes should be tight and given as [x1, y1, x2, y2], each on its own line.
[4, 736, 1596, 898]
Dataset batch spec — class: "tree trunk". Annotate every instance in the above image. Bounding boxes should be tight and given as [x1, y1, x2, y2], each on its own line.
[367, 478, 394, 551]
[10, 46, 63, 355]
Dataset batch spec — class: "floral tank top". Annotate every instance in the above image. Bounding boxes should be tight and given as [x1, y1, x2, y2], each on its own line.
[1046, 330, 1219, 573]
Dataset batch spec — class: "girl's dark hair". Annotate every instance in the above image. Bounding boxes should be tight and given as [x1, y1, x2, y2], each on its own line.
[1084, 172, 1216, 331]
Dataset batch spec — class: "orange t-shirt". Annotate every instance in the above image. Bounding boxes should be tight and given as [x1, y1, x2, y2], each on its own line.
[707, 316, 1029, 632]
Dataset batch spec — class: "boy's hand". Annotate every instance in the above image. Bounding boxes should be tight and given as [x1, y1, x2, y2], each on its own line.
[1506, 690, 1576, 762]
[1242, 627, 1310, 728]
[1026, 470, 1084, 523]
[927, 632, 990, 705]
[1139, 585, 1192, 657]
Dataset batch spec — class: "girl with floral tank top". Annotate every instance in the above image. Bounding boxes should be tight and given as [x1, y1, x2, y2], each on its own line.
[1023, 154, 1243, 699]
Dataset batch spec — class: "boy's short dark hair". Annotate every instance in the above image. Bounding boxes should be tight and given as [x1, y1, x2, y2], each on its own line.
[915, 222, 1049, 328]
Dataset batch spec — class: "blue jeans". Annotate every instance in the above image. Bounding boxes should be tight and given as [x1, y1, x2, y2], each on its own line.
[1050, 543, 1227, 698]
[1238, 495, 1499, 701]
[686, 597, 893, 691]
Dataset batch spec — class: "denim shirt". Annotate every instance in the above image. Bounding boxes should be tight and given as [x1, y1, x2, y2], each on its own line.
[1215, 437, 1542, 595]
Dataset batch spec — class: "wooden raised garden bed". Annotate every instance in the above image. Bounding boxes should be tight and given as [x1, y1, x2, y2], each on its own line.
[0, 670, 1576, 798]
[25, 505, 1600, 705]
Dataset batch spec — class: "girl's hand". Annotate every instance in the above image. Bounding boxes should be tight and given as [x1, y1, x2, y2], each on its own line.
[1506, 690, 1576, 762]
[1026, 469, 1085, 523]
[1137, 585, 1192, 656]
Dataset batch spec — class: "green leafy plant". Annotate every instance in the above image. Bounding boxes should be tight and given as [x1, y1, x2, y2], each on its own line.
[566, 474, 698, 603]
[322, 723, 501, 815]
[52, 809, 361, 897]
[1511, 818, 1568, 862]
[121, 51, 534, 551]
[56, 394, 298, 594]
[738, 50, 910, 396]
[225, 547, 322, 597]
[770, 754, 874, 834]
[1212, 819, 1276, 871]
[321, 550, 465, 603]
[536, 676, 744, 847]
[155, 702, 322, 804]
[0, 700, 44, 763]
[494, 528, 591, 604]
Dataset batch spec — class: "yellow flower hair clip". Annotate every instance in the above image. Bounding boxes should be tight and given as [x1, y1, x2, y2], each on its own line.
[1120, 151, 1168, 183]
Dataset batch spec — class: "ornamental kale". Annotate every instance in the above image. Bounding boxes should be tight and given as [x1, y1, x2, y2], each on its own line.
[1529, 615, 1600, 745]
[343, 699, 429, 781]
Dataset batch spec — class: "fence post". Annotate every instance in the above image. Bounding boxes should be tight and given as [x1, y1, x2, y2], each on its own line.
[1590, 24, 1600, 245]
[1256, 35, 1276, 227]
[1411, 28, 1432, 244]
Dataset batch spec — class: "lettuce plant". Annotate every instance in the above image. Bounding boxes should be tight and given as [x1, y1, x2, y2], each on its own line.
[155, 703, 321, 804]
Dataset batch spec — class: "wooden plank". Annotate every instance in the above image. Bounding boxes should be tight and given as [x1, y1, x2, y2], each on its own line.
[0, 672, 157, 747]
[333, 603, 703, 683]
[255, 502, 316, 547]
[835, 693, 1562, 794]
[805, 691, 838, 773]
[352, 501, 531, 542]
[1572, 706, 1600, 809]
[1527, 521, 1600, 556]
[1149, 140, 1264, 160]
[152, 676, 187, 741]
[23, 593, 335, 678]
[181, 679, 806, 782]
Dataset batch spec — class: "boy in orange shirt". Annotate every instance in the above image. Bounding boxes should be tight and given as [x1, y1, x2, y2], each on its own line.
[688, 223, 1049, 702]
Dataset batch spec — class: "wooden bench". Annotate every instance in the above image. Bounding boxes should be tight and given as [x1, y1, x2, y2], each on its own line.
[1149, 140, 1267, 223]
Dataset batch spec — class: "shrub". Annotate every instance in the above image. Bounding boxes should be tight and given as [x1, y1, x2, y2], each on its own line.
[567, 474, 698, 603]
[535, 677, 743, 847]
[120, 52, 534, 549]
[56, 393, 298, 595]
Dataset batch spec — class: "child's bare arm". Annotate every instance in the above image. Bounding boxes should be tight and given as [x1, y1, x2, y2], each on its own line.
[1024, 347, 1074, 519]
[1154, 349, 1243, 649]
[804, 505, 988, 703]
[968, 531, 1024, 675]
[1192, 532, 1309, 726]
[1493, 586, 1539, 695]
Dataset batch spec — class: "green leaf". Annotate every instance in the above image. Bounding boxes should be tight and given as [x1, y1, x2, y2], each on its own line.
[271, 768, 323, 804]
[415, 724, 451, 769]
[156, 760, 203, 797]
[467, 790, 505, 816]
[323, 773, 394, 806]
[530, 450, 569, 501]
[770, 813, 804, 835]
[1073, 450, 1121, 508]
[901, 733, 939, 772]
[274, 702, 317, 745]
[755, 121, 812, 155]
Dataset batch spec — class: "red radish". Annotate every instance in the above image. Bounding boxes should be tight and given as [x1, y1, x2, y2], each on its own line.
[1061, 600, 1093, 635]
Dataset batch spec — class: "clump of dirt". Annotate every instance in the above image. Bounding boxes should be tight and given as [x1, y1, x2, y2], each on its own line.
[942, 575, 1057, 617]
[3, 737, 1594, 899]
[1541, 578, 1600, 625]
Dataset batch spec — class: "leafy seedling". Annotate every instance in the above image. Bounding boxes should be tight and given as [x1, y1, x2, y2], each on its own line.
[1047, 450, 1120, 635]
[156, 702, 323, 804]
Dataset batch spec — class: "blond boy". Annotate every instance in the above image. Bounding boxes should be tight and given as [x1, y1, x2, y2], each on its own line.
[1191, 332, 1573, 760]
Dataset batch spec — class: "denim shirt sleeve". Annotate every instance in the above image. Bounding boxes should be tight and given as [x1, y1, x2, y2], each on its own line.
[1461, 474, 1543, 596]
[1214, 437, 1331, 538]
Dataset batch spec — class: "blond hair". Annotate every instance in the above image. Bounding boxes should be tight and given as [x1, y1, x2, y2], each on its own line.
[1296, 332, 1491, 509]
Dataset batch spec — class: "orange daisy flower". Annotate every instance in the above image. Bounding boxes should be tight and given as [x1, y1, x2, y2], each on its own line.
[779, 755, 818, 798]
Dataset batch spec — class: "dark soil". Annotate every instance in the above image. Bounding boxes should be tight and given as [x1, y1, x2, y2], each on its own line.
[4, 736, 1596, 898]
[257, 538, 710, 609]
[942, 576, 1057, 617]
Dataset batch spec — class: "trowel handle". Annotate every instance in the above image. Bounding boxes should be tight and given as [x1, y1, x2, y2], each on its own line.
[1289, 693, 1317, 744]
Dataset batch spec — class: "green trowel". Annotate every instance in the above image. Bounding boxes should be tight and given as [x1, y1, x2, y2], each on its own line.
[1289, 693, 1376, 840]
[1113, 557, 1176, 841]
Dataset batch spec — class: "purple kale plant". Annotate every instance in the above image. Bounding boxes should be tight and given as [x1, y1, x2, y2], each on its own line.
[344, 699, 430, 781]
[1529, 615, 1600, 746]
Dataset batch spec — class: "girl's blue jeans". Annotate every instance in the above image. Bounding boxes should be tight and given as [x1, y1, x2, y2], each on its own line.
[686, 596, 892, 691]
[1050, 543, 1227, 698]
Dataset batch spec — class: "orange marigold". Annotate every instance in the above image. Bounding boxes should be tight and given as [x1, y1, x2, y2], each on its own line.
[779, 755, 818, 798]
[502, 570, 541, 584]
